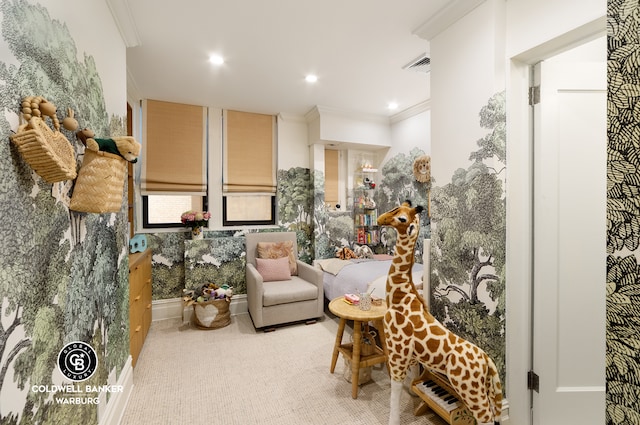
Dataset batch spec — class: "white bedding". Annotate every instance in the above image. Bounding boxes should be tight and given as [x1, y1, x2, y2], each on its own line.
[316, 258, 423, 301]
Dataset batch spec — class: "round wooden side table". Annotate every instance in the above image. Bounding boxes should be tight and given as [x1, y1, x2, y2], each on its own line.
[328, 296, 388, 399]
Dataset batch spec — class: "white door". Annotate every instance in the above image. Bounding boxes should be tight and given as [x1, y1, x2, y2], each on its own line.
[532, 49, 606, 424]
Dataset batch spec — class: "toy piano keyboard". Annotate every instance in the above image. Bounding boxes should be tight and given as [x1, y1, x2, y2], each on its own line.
[411, 368, 476, 425]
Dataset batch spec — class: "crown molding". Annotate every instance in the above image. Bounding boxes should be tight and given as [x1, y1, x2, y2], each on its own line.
[277, 113, 307, 124]
[307, 105, 390, 125]
[106, 0, 141, 48]
[390, 99, 431, 124]
[304, 106, 321, 123]
[306, 102, 431, 126]
[413, 0, 486, 41]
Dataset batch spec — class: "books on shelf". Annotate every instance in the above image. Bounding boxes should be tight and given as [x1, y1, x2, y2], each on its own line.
[353, 176, 378, 246]
[356, 227, 379, 245]
[354, 211, 378, 227]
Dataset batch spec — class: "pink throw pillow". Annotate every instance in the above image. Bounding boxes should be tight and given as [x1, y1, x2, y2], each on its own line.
[257, 241, 298, 275]
[256, 257, 292, 282]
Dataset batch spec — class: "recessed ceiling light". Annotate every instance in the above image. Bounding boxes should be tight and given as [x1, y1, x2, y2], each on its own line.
[209, 54, 224, 65]
[388, 102, 398, 110]
[305, 74, 318, 83]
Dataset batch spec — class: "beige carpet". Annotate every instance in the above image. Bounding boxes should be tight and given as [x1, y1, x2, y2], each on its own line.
[119, 310, 448, 425]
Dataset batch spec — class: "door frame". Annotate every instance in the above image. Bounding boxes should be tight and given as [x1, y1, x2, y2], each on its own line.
[504, 16, 605, 425]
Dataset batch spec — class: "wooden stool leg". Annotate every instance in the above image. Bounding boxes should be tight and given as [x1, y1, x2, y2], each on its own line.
[330, 318, 346, 373]
[351, 320, 362, 398]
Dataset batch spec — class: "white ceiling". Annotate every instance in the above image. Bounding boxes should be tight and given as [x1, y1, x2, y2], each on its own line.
[116, 0, 468, 118]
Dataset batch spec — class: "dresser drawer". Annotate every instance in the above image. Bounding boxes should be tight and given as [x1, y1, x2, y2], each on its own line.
[129, 249, 152, 367]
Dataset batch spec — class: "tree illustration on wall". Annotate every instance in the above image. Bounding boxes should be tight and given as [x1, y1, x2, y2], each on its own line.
[375, 147, 431, 259]
[277, 167, 313, 234]
[429, 91, 506, 380]
[277, 167, 314, 262]
[0, 1, 127, 422]
[310, 169, 335, 260]
[184, 238, 246, 294]
[376, 147, 431, 214]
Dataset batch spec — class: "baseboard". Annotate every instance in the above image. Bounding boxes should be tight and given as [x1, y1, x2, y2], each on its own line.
[98, 355, 133, 425]
[151, 297, 185, 321]
[500, 398, 510, 424]
[152, 295, 248, 322]
[229, 294, 248, 315]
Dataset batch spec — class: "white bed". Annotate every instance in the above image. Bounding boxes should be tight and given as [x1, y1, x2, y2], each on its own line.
[315, 256, 424, 301]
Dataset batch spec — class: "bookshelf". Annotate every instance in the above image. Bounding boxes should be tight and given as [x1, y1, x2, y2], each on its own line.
[353, 167, 379, 246]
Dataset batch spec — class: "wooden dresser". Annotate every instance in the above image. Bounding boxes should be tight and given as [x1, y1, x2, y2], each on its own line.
[129, 249, 152, 367]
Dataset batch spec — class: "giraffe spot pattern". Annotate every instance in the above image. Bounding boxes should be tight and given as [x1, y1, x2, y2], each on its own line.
[431, 326, 446, 336]
[426, 338, 440, 352]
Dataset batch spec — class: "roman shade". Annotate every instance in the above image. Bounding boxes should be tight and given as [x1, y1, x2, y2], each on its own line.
[223, 110, 276, 193]
[324, 149, 339, 206]
[141, 99, 207, 194]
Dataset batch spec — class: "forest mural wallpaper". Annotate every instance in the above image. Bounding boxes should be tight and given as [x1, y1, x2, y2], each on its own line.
[429, 91, 506, 383]
[0, 1, 127, 424]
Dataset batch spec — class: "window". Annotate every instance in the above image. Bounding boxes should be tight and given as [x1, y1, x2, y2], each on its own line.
[222, 194, 275, 226]
[222, 110, 276, 226]
[143, 195, 207, 228]
[140, 100, 207, 229]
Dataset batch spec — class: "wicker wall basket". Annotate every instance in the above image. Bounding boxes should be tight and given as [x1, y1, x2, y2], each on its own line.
[69, 149, 127, 213]
[9, 117, 77, 183]
[193, 299, 231, 330]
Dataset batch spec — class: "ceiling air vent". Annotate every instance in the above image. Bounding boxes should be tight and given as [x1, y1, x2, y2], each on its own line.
[403, 54, 431, 73]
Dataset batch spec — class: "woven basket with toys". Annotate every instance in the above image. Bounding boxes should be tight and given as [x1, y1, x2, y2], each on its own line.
[183, 283, 234, 330]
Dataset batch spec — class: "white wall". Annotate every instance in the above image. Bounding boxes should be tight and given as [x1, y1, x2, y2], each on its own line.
[320, 111, 391, 147]
[389, 108, 430, 158]
[506, 0, 605, 58]
[277, 113, 309, 169]
[307, 106, 392, 148]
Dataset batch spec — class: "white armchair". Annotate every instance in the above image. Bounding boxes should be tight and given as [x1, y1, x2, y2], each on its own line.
[245, 232, 324, 330]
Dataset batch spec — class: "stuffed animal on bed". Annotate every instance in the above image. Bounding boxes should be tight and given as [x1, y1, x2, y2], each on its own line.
[353, 244, 374, 259]
[76, 129, 141, 163]
[336, 246, 358, 260]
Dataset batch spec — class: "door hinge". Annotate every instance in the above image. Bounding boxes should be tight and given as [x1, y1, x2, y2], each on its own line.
[529, 85, 540, 105]
[527, 370, 540, 393]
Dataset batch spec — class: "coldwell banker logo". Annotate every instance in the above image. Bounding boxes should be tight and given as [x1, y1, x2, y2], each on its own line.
[57, 341, 98, 382]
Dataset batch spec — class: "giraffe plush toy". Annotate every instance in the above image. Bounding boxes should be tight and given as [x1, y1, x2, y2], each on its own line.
[378, 201, 502, 425]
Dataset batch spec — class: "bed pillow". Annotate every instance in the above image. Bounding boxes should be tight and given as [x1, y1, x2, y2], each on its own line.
[257, 241, 298, 275]
[256, 257, 292, 282]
